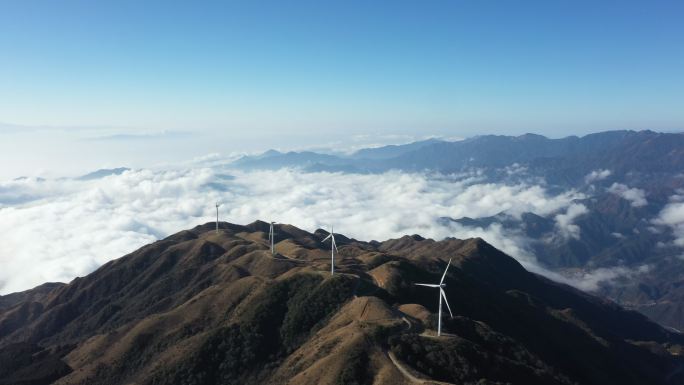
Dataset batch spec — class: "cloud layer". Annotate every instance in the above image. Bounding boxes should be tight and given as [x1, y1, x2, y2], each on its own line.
[608, 183, 648, 207]
[655, 192, 684, 247]
[585, 169, 612, 183]
[0, 166, 631, 295]
[553, 203, 589, 240]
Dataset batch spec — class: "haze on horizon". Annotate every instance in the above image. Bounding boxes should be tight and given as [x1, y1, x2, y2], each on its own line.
[1, 1, 683, 178]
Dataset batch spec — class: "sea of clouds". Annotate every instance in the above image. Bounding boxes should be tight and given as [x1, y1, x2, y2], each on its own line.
[0, 165, 659, 294]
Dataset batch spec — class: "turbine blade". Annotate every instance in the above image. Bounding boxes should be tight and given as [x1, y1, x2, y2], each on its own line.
[440, 258, 452, 285]
[334, 241, 339, 253]
[322, 234, 332, 242]
[440, 288, 454, 317]
[414, 283, 440, 287]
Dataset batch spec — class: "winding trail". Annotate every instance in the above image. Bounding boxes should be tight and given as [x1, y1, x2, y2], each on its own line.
[383, 316, 454, 385]
[387, 349, 454, 385]
[388, 350, 425, 384]
[264, 237, 453, 385]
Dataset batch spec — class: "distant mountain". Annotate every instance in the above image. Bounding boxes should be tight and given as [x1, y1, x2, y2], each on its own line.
[76, 167, 130, 180]
[1, 222, 683, 384]
[230, 130, 684, 331]
[232, 151, 355, 171]
[442, 188, 684, 329]
[232, 131, 684, 181]
[12, 176, 46, 182]
[350, 138, 445, 160]
[445, 192, 667, 269]
[233, 138, 447, 172]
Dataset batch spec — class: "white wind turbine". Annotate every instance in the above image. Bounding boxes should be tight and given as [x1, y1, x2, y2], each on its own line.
[322, 226, 339, 275]
[215, 202, 221, 233]
[415, 259, 454, 337]
[268, 221, 276, 255]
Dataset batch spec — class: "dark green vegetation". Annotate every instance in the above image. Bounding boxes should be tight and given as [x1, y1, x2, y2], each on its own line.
[390, 333, 567, 385]
[0, 342, 72, 385]
[335, 344, 371, 385]
[149, 274, 356, 385]
[1, 221, 684, 384]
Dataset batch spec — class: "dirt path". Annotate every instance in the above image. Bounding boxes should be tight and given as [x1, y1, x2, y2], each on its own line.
[388, 350, 426, 384]
[319, 266, 452, 384]
[401, 316, 412, 331]
[383, 317, 454, 385]
[267, 252, 310, 263]
[387, 350, 454, 385]
[419, 331, 456, 339]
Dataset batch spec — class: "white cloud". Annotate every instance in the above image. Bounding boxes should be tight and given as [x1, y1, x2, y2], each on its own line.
[654, 198, 684, 247]
[555, 265, 652, 292]
[503, 163, 527, 176]
[553, 203, 589, 240]
[585, 169, 612, 183]
[0, 167, 592, 295]
[607, 183, 647, 207]
[0, 169, 216, 294]
[445, 217, 652, 292]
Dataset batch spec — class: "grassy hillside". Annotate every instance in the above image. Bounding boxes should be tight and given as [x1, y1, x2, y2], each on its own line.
[1, 221, 683, 384]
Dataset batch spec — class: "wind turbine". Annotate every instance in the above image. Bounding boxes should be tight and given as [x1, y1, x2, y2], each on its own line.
[215, 202, 221, 233]
[415, 259, 454, 337]
[268, 221, 276, 255]
[322, 226, 339, 275]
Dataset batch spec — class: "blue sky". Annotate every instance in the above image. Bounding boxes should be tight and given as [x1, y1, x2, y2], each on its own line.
[0, 1, 683, 176]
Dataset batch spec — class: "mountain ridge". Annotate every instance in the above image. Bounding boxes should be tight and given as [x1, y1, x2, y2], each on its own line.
[1, 221, 683, 384]
[232, 130, 684, 177]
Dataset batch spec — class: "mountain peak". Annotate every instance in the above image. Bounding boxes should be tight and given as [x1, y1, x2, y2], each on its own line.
[516, 133, 548, 140]
[76, 167, 130, 181]
[2, 221, 683, 385]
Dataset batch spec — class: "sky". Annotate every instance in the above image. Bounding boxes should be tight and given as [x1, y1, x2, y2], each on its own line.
[1, 1, 683, 293]
[1, 1, 683, 177]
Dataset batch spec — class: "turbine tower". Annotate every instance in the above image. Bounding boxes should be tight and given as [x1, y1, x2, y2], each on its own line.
[414, 259, 454, 336]
[215, 202, 221, 233]
[268, 221, 276, 255]
[322, 226, 338, 275]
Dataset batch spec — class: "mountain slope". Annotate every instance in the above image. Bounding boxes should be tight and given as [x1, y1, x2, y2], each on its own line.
[1, 221, 683, 385]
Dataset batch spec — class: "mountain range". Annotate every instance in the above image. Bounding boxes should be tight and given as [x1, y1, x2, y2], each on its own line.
[233, 131, 684, 180]
[1, 221, 683, 385]
[231, 130, 684, 331]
